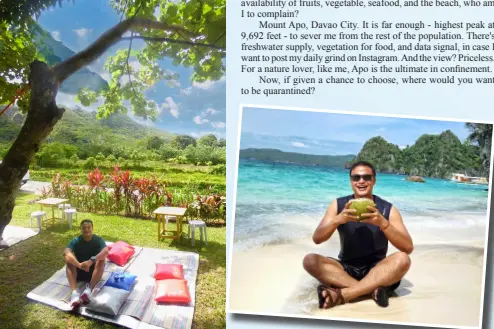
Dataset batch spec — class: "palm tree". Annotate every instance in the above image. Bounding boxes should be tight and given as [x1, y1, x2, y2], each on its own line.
[465, 123, 493, 177]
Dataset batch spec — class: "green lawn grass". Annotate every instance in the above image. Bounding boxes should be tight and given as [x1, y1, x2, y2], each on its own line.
[0, 192, 226, 329]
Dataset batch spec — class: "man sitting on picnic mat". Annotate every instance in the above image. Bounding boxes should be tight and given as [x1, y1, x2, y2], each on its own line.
[303, 161, 414, 309]
[64, 219, 108, 308]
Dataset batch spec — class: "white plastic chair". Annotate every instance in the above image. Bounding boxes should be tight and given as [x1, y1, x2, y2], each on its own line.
[64, 208, 78, 229]
[30, 211, 46, 230]
[165, 215, 176, 229]
[188, 220, 208, 246]
[58, 203, 71, 219]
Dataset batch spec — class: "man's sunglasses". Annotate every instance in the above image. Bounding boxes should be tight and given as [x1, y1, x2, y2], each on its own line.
[350, 174, 373, 182]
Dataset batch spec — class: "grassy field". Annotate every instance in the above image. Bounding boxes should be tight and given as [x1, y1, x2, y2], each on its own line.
[0, 192, 226, 329]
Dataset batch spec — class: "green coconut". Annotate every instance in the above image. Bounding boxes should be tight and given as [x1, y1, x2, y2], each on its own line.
[349, 198, 376, 221]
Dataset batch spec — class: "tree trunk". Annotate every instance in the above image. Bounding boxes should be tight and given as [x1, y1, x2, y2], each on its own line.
[0, 61, 63, 246]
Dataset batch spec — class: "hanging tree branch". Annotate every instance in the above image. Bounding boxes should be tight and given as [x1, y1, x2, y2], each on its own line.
[53, 17, 199, 83]
[122, 1, 142, 101]
[120, 36, 225, 50]
[125, 31, 139, 100]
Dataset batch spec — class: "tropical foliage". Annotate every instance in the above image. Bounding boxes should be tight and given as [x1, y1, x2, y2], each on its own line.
[40, 167, 226, 223]
[466, 123, 492, 177]
[1, 107, 226, 185]
[349, 128, 490, 179]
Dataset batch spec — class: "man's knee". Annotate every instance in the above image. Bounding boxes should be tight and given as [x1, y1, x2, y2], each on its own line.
[395, 252, 411, 271]
[303, 253, 319, 272]
[66, 262, 76, 270]
[95, 260, 106, 270]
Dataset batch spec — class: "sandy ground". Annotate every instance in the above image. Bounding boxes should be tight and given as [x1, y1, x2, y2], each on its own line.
[228, 226, 488, 328]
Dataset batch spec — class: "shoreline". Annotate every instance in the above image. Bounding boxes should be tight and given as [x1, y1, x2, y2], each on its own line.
[228, 228, 486, 328]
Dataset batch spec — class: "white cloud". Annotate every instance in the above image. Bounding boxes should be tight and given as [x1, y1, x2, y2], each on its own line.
[55, 92, 158, 128]
[73, 28, 92, 38]
[180, 75, 225, 95]
[211, 121, 225, 129]
[56, 92, 104, 112]
[128, 113, 156, 127]
[194, 116, 209, 125]
[100, 72, 111, 82]
[291, 141, 308, 148]
[180, 88, 192, 96]
[377, 127, 386, 132]
[160, 97, 180, 118]
[51, 31, 61, 41]
[167, 79, 181, 88]
[191, 107, 221, 126]
[192, 75, 226, 90]
[206, 107, 218, 115]
[129, 61, 142, 71]
[190, 131, 222, 139]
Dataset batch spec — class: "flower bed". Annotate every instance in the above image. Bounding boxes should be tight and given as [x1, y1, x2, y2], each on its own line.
[40, 167, 226, 224]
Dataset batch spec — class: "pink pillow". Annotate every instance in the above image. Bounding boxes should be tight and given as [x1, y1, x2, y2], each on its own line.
[154, 279, 191, 304]
[154, 264, 184, 280]
[107, 241, 135, 266]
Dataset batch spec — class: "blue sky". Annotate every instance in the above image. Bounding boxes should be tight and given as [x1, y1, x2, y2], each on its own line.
[36, 0, 225, 138]
[240, 107, 475, 155]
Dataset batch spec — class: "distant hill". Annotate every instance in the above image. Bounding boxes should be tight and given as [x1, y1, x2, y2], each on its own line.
[0, 106, 174, 158]
[239, 148, 355, 167]
[239, 129, 487, 180]
[32, 22, 109, 94]
[346, 131, 485, 179]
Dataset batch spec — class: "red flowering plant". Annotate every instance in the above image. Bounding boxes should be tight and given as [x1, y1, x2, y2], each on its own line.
[187, 193, 226, 223]
[87, 168, 106, 211]
[50, 172, 62, 197]
[137, 176, 166, 217]
[88, 168, 104, 188]
[60, 179, 73, 202]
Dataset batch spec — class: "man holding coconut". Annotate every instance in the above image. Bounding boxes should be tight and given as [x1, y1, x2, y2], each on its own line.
[303, 161, 414, 309]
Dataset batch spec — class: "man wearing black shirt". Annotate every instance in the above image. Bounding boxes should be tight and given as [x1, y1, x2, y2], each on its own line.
[303, 161, 414, 309]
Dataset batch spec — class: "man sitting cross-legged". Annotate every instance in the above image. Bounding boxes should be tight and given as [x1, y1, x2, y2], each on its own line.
[63, 219, 108, 308]
[303, 161, 414, 309]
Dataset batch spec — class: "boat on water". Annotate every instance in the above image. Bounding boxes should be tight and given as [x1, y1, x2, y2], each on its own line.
[451, 173, 489, 185]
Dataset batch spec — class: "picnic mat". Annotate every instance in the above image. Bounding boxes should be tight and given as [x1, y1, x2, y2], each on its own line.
[1, 225, 39, 249]
[26, 242, 200, 329]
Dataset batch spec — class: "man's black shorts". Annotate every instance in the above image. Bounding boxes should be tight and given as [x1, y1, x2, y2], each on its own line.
[328, 257, 401, 291]
[76, 265, 94, 282]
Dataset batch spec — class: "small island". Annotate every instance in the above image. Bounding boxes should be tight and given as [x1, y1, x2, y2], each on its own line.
[406, 176, 425, 183]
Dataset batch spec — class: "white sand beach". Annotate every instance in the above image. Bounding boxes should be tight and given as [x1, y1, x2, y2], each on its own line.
[228, 225, 487, 328]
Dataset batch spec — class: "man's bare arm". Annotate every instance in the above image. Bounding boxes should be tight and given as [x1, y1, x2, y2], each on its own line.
[95, 247, 109, 261]
[382, 206, 414, 254]
[63, 248, 81, 268]
[312, 200, 357, 244]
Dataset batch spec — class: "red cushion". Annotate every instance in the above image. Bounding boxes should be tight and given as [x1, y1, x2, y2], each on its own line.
[154, 264, 184, 280]
[154, 279, 191, 304]
[107, 241, 135, 266]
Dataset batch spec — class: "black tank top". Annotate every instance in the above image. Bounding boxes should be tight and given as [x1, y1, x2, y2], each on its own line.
[336, 194, 392, 266]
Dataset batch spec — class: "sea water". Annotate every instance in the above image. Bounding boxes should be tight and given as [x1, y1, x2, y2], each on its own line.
[233, 159, 490, 252]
